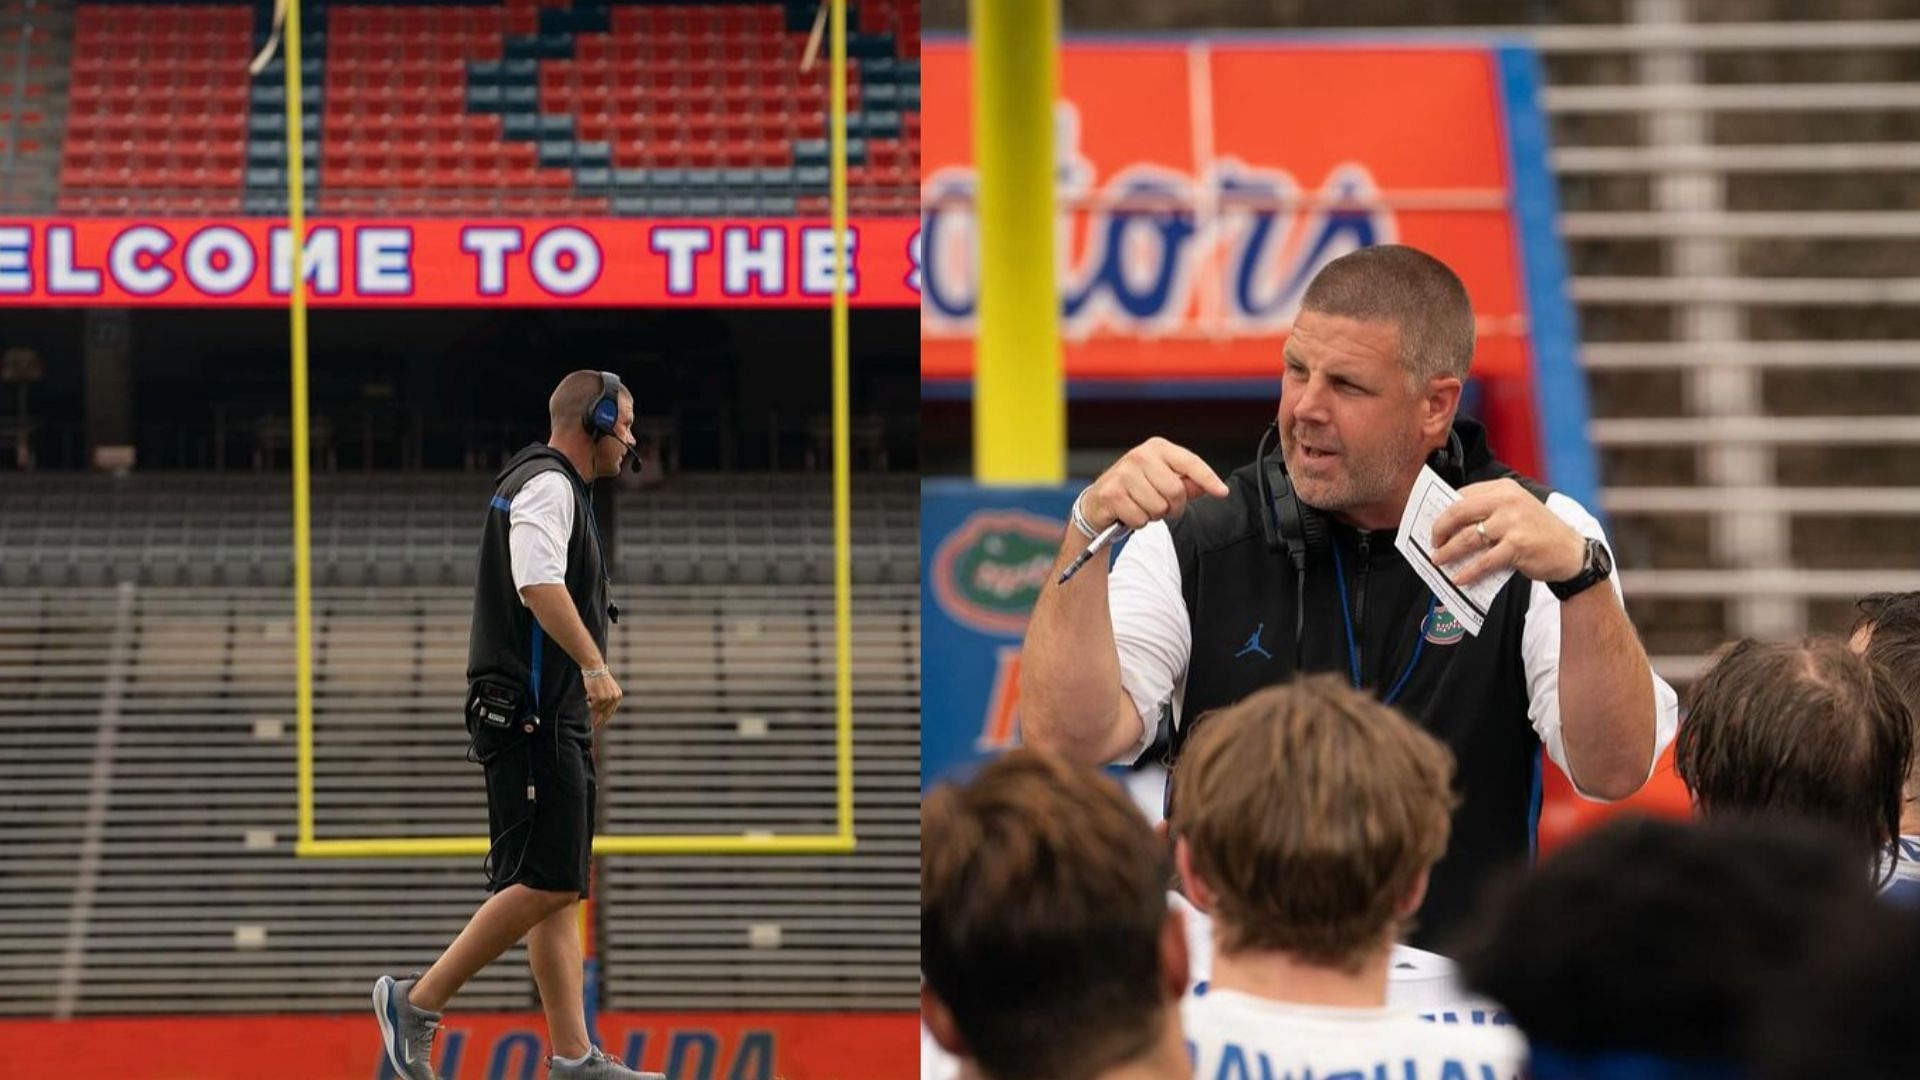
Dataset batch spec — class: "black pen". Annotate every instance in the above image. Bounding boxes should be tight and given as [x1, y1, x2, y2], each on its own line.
[1057, 522, 1130, 585]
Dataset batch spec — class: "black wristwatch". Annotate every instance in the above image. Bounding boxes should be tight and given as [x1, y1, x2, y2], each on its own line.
[1548, 538, 1614, 601]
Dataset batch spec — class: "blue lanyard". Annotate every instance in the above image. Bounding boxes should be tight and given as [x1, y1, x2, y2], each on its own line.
[1329, 541, 1435, 707]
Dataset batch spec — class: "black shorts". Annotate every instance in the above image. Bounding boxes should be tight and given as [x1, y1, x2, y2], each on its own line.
[470, 720, 596, 898]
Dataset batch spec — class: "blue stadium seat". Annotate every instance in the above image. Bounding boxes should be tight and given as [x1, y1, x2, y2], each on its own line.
[254, 113, 319, 137]
[251, 85, 323, 109]
[248, 166, 316, 188]
[542, 6, 609, 35]
[249, 142, 316, 167]
[849, 33, 895, 59]
[251, 58, 323, 84]
[793, 139, 828, 166]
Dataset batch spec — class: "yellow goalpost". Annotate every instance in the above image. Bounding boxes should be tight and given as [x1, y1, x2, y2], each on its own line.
[276, 0, 858, 859]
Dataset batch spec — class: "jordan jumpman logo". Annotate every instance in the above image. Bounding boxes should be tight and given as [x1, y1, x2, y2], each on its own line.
[1235, 622, 1272, 660]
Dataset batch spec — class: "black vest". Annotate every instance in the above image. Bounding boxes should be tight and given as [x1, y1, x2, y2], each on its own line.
[1162, 419, 1549, 951]
[466, 444, 610, 739]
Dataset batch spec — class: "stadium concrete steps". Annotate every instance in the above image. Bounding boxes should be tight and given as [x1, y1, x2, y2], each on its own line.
[0, 582, 918, 1013]
[0, 0, 74, 214]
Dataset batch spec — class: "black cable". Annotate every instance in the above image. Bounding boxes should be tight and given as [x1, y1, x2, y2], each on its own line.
[471, 728, 540, 892]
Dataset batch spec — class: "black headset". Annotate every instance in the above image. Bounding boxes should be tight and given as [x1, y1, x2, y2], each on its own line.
[1255, 420, 1467, 562]
[1254, 420, 1468, 655]
[583, 370, 643, 474]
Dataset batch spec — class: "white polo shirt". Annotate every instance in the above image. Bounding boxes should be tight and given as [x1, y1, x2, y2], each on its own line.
[1108, 491, 1680, 797]
[509, 470, 575, 598]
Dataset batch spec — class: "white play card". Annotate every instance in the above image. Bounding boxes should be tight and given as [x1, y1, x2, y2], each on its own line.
[1393, 465, 1514, 636]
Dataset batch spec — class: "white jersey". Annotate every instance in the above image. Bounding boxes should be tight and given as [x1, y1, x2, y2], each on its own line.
[1172, 891, 1511, 1025]
[1881, 836, 1920, 908]
[1184, 989, 1527, 1080]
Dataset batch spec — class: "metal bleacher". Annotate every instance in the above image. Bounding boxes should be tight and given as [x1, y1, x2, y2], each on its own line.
[0, 471, 920, 589]
[992, 0, 1920, 683]
[1512, 1, 1920, 681]
[0, 473, 918, 1015]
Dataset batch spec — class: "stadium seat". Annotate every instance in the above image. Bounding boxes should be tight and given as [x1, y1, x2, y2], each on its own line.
[59, 0, 919, 218]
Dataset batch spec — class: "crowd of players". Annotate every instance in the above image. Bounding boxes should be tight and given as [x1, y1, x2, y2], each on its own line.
[921, 590, 1920, 1080]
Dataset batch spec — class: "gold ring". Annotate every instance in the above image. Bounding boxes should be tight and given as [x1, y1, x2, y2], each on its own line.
[1475, 520, 1490, 544]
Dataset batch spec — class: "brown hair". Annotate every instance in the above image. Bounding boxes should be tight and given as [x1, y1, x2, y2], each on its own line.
[1675, 637, 1912, 880]
[921, 750, 1172, 1080]
[1856, 592, 1920, 760]
[1299, 243, 1476, 383]
[1169, 675, 1457, 969]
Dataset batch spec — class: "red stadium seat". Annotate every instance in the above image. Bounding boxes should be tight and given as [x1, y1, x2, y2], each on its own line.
[58, 0, 917, 217]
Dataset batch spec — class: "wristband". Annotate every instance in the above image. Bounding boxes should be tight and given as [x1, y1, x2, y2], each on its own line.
[582, 668, 611, 680]
[1070, 486, 1101, 541]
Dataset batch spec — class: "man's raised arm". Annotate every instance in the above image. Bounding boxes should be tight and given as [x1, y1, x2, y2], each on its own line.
[1019, 438, 1228, 764]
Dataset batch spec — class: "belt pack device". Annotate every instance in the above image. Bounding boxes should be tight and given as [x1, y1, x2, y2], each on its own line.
[467, 677, 537, 735]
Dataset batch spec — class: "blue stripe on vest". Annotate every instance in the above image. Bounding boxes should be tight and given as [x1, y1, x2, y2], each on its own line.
[530, 622, 543, 710]
[1527, 750, 1544, 863]
[490, 495, 512, 512]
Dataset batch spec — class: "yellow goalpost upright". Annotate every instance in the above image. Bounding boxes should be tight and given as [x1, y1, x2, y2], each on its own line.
[278, 0, 858, 860]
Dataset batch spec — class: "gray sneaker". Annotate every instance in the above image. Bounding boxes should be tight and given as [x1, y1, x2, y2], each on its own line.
[548, 1046, 666, 1079]
[373, 973, 445, 1080]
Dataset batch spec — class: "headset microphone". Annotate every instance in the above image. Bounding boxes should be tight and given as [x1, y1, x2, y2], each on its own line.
[584, 371, 644, 475]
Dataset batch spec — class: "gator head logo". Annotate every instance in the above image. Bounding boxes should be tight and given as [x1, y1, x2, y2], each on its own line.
[931, 510, 1062, 637]
[1423, 603, 1466, 645]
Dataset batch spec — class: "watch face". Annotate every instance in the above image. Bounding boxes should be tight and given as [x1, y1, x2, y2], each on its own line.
[1590, 539, 1614, 577]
